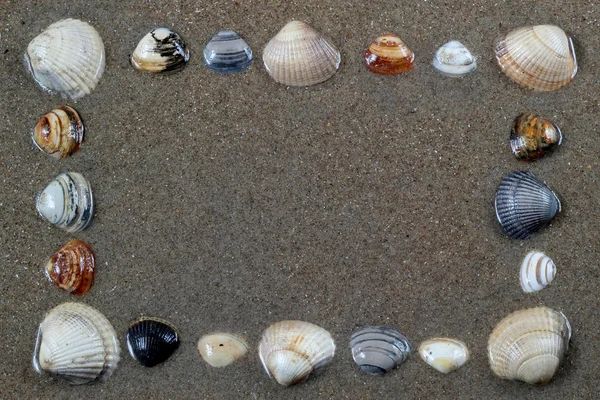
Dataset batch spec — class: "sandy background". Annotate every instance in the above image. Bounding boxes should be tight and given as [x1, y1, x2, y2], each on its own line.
[1, 0, 599, 398]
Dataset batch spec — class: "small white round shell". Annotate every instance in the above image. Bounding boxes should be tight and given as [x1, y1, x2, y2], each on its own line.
[418, 338, 469, 373]
[197, 333, 248, 367]
[433, 41, 476, 77]
[520, 251, 556, 293]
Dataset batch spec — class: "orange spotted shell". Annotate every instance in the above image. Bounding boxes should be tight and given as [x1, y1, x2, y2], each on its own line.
[46, 240, 95, 295]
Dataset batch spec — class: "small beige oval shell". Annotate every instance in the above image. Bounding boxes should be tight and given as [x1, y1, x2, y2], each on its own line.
[495, 25, 577, 91]
[197, 333, 248, 367]
[488, 307, 571, 385]
[262, 21, 340, 86]
[520, 251, 556, 293]
[418, 338, 469, 373]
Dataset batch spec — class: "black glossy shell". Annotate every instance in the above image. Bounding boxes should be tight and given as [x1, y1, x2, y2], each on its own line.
[495, 171, 561, 240]
[126, 317, 180, 367]
[350, 326, 412, 375]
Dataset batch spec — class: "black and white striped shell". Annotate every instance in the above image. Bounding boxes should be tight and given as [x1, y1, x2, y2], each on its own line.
[350, 326, 412, 375]
[36, 172, 93, 232]
[26, 19, 105, 100]
[33, 302, 120, 385]
[495, 171, 561, 240]
[131, 28, 189, 74]
[126, 317, 180, 367]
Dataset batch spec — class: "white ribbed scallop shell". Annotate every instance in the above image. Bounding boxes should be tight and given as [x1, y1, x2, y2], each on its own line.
[258, 320, 335, 386]
[495, 25, 577, 91]
[33, 302, 120, 385]
[520, 251, 556, 293]
[263, 21, 340, 86]
[418, 338, 470, 373]
[26, 18, 105, 100]
[488, 307, 571, 385]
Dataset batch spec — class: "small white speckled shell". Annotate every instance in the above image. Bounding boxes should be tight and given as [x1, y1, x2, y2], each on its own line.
[26, 19, 105, 100]
[433, 41, 476, 77]
[263, 21, 340, 86]
[520, 251, 556, 293]
[197, 333, 248, 367]
[258, 320, 335, 386]
[418, 338, 469, 373]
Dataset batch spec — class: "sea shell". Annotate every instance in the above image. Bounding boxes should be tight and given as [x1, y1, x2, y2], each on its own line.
[263, 21, 340, 86]
[488, 307, 571, 384]
[25, 19, 105, 100]
[33, 302, 120, 385]
[131, 28, 190, 73]
[510, 113, 562, 162]
[364, 33, 415, 75]
[258, 320, 335, 386]
[349, 326, 412, 375]
[432, 41, 476, 77]
[495, 171, 561, 240]
[203, 30, 253, 74]
[197, 332, 248, 367]
[418, 338, 470, 374]
[126, 317, 180, 367]
[46, 240, 95, 296]
[520, 251, 556, 293]
[495, 25, 577, 91]
[33, 106, 84, 159]
[36, 172, 94, 232]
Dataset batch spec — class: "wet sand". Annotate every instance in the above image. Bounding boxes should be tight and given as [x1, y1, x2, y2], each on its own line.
[0, 1, 598, 398]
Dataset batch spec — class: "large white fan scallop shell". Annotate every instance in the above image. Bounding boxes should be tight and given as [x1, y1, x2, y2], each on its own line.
[26, 18, 105, 100]
[258, 320, 335, 386]
[33, 302, 120, 385]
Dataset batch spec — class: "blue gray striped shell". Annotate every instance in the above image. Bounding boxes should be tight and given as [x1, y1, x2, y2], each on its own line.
[495, 171, 561, 240]
[350, 326, 412, 375]
[203, 30, 253, 74]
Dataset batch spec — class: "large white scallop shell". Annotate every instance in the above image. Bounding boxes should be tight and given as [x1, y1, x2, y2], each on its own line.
[520, 251, 556, 293]
[258, 320, 335, 386]
[494, 25, 577, 91]
[433, 41, 476, 77]
[418, 338, 470, 373]
[36, 172, 94, 232]
[33, 302, 120, 385]
[262, 21, 341, 86]
[488, 307, 571, 385]
[26, 19, 105, 100]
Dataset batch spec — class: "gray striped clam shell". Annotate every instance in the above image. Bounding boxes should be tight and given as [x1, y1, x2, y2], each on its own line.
[350, 326, 412, 375]
[203, 30, 253, 74]
[36, 172, 93, 232]
[495, 171, 560, 240]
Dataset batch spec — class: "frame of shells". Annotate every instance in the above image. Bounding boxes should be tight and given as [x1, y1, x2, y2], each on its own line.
[28, 17, 574, 387]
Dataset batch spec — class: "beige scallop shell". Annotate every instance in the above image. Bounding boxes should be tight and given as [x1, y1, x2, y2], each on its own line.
[488, 307, 571, 385]
[197, 333, 248, 367]
[418, 338, 470, 373]
[495, 25, 577, 91]
[262, 21, 340, 86]
[33, 302, 120, 385]
[26, 19, 105, 100]
[258, 320, 335, 386]
[520, 251, 556, 293]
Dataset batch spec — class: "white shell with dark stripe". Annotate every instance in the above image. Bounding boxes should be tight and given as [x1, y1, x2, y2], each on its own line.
[33, 302, 120, 385]
[258, 320, 335, 386]
[203, 30, 253, 74]
[131, 28, 189, 73]
[520, 251, 556, 293]
[350, 326, 412, 375]
[495, 171, 561, 239]
[25, 19, 105, 100]
[36, 172, 93, 232]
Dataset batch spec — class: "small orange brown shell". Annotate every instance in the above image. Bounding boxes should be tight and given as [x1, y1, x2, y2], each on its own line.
[510, 113, 562, 161]
[33, 106, 84, 159]
[46, 240, 95, 295]
[364, 33, 415, 75]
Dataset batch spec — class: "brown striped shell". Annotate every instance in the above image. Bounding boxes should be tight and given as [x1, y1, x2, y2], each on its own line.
[364, 34, 414, 75]
[33, 106, 84, 159]
[46, 240, 95, 295]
